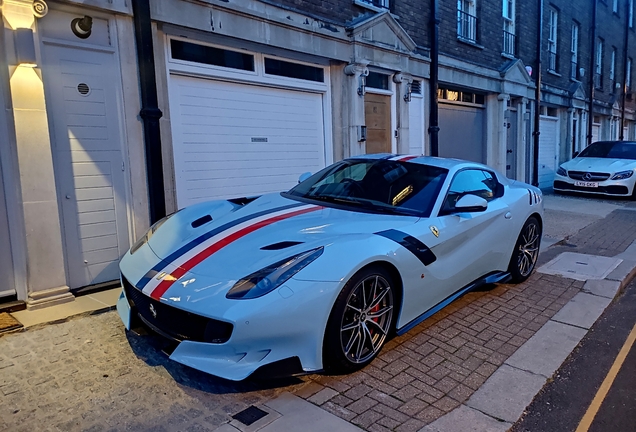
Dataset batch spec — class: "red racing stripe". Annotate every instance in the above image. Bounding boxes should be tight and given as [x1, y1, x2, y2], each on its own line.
[149, 205, 322, 300]
[399, 155, 418, 162]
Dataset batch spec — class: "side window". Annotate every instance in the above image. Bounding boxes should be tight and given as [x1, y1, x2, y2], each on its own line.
[442, 169, 498, 213]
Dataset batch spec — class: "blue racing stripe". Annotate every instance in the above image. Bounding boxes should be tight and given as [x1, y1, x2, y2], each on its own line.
[136, 202, 305, 289]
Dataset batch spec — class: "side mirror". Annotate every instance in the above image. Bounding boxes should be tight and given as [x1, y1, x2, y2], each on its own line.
[454, 194, 488, 213]
[298, 172, 312, 183]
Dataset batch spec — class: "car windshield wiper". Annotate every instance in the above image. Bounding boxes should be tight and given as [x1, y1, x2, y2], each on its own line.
[302, 194, 420, 216]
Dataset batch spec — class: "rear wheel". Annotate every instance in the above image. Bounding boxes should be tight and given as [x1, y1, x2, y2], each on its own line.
[323, 266, 395, 374]
[508, 216, 542, 283]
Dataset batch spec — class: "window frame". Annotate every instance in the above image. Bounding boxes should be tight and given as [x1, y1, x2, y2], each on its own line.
[610, 47, 616, 87]
[613, 0, 619, 14]
[457, 0, 478, 43]
[627, 58, 632, 90]
[630, 0, 634, 27]
[548, 8, 559, 72]
[502, 0, 516, 55]
[439, 168, 502, 216]
[596, 39, 604, 90]
[571, 22, 579, 80]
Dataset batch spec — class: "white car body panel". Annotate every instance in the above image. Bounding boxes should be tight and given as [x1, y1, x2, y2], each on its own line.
[117, 155, 543, 381]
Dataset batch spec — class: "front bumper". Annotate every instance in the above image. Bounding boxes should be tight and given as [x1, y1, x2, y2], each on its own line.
[553, 174, 635, 196]
[116, 276, 339, 381]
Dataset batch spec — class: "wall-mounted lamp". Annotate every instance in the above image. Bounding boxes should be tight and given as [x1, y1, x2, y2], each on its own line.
[579, 67, 585, 78]
[403, 82, 412, 102]
[71, 16, 93, 39]
[616, 82, 622, 90]
[14, 28, 37, 67]
[357, 71, 368, 96]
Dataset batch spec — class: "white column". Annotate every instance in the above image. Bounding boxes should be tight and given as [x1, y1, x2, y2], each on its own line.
[344, 62, 368, 157]
[393, 73, 413, 154]
[488, 93, 509, 173]
[3, 0, 73, 308]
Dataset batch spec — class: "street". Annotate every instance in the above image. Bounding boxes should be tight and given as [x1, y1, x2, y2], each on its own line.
[1, 193, 635, 432]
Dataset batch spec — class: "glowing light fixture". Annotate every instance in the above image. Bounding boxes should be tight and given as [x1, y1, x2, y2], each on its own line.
[14, 28, 37, 67]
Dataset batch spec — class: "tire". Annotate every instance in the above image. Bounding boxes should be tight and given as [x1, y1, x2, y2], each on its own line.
[508, 216, 542, 283]
[323, 266, 396, 374]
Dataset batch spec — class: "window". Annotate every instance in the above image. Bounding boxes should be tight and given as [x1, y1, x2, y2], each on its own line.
[630, 0, 634, 27]
[366, 72, 389, 90]
[458, 0, 478, 42]
[264, 58, 324, 82]
[356, 0, 389, 9]
[170, 40, 254, 71]
[596, 39, 604, 89]
[571, 23, 579, 80]
[548, 9, 559, 72]
[441, 170, 500, 214]
[610, 48, 616, 88]
[503, 0, 515, 55]
[438, 87, 485, 104]
[628, 58, 632, 90]
[613, 0, 619, 13]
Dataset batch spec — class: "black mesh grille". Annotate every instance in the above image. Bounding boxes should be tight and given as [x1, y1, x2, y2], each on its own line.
[122, 276, 233, 343]
[567, 171, 611, 181]
[554, 181, 629, 195]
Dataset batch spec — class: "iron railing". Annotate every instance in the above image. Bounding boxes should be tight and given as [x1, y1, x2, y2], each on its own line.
[548, 50, 558, 72]
[457, 10, 477, 42]
[503, 30, 515, 56]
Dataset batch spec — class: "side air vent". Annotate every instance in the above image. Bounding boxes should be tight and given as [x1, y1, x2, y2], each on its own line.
[260, 241, 304, 251]
[191, 215, 212, 228]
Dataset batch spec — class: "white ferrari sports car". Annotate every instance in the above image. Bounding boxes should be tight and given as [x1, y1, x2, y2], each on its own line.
[553, 140, 636, 198]
[117, 155, 543, 381]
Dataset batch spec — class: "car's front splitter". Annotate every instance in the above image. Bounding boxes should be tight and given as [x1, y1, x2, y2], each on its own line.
[117, 277, 340, 381]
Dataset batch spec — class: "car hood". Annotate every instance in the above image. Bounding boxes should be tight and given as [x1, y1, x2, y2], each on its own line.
[563, 157, 636, 172]
[146, 193, 419, 281]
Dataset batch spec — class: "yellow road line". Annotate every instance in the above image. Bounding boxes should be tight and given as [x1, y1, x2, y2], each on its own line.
[576, 322, 636, 432]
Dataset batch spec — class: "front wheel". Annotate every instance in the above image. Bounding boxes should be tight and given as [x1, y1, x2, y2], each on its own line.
[508, 216, 542, 283]
[323, 266, 396, 374]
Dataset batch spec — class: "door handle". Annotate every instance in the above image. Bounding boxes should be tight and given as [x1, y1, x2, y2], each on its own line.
[504, 212, 512, 219]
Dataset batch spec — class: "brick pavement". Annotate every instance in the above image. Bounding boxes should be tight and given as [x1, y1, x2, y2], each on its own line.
[1, 205, 633, 432]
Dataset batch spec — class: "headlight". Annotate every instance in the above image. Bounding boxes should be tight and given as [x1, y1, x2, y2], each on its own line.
[611, 170, 634, 180]
[130, 212, 178, 255]
[556, 166, 567, 177]
[226, 247, 324, 300]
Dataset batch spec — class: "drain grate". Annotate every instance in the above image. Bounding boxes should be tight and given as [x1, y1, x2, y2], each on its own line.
[232, 406, 268, 426]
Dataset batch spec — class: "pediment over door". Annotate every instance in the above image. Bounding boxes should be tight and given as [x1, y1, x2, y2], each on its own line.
[347, 11, 416, 53]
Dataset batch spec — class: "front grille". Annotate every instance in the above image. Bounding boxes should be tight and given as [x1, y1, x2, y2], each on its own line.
[567, 171, 611, 181]
[554, 180, 629, 195]
[122, 276, 233, 343]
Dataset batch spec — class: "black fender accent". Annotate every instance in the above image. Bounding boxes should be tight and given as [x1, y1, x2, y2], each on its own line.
[375, 229, 437, 266]
[249, 356, 306, 380]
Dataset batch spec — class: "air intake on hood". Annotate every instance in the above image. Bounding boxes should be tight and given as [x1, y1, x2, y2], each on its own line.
[191, 214, 213, 228]
[228, 196, 260, 206]
[260, 241, 304, 250]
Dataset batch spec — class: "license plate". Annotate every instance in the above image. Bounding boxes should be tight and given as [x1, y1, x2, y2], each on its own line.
[574, 181, 599, 188]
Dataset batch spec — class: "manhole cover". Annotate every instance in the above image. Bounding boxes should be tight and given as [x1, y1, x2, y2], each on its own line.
[538, 252, 622, 281]
[232, 406, 268, 426]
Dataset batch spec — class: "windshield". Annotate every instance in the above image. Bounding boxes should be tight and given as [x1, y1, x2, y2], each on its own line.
[578, 141, 636, 160]
[284, 159, 448, 217]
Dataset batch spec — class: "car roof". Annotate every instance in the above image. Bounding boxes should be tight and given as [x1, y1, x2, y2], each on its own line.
[346, 154, 494, 171]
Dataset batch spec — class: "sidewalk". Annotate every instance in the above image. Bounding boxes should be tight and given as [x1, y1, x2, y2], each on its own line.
[1, 196, 635, 432]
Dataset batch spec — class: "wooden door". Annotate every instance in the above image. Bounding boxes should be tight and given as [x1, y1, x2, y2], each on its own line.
[364, 93, 391, 154]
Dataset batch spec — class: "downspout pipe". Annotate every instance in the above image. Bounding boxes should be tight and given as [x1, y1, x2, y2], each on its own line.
[132, 0, 166, 224]
[532, 0, 543, 187]
[620, 0, 629, 140]
[588, 0, 598, 146]
[428, 0, 440, 156]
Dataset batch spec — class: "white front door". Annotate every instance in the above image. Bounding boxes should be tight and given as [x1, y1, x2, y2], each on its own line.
[42, 44, 129, 289]
[539, 117, 558, 188]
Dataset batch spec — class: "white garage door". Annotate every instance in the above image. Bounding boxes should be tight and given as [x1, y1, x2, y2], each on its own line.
[169, 75, 326, 208]
[592, 124, 600, 143]
[539, 117, 558, 189]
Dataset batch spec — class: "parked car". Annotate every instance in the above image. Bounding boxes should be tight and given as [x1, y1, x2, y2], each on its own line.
[553, 141, 636, 199]
[116, 155, 543, 381]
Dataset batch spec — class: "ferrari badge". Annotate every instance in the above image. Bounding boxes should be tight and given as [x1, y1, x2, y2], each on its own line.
[430, 226, 440, 237]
